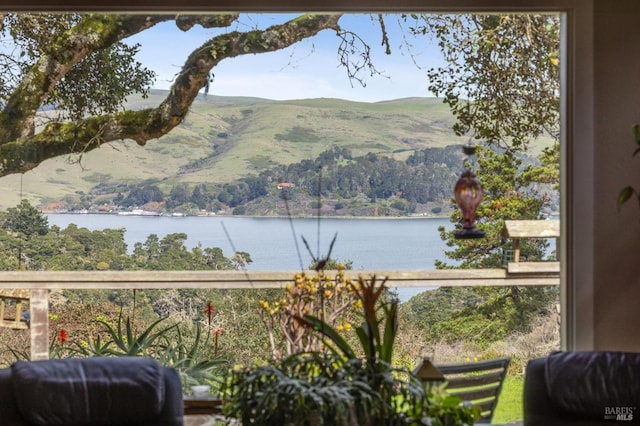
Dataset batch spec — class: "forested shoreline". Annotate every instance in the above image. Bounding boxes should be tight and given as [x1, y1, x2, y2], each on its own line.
[42, 144, 557, 218]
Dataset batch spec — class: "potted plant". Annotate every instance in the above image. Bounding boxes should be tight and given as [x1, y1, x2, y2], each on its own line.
[222, 273, 480, 425]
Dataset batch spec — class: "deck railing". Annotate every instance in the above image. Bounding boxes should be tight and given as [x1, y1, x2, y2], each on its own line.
[0, 268, 560, 360]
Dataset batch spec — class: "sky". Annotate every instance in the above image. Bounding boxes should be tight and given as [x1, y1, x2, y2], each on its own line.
[126, 13, 445, 103]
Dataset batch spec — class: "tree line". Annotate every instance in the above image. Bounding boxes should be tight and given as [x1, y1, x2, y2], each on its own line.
[0, 200, 247, 271]
[66, 144, 546, 215]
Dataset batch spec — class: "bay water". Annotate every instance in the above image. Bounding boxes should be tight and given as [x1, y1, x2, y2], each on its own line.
[46, 214, 457, 300]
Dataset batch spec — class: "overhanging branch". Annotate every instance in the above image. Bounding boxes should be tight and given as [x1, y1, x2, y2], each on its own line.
[0, 13, 342, 177]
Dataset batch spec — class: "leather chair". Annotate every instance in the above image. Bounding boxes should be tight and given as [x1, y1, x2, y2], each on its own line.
[524, 351, 640, 425]
[0, 356, 184, 425]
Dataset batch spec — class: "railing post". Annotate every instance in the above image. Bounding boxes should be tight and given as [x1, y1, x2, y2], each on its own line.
[30, 289, 49, 360]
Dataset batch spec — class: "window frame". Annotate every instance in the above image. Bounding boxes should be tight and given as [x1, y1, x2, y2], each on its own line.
[0, 0, 595, 351]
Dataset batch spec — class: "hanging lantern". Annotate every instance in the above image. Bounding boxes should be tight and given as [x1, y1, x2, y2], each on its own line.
[454, 145, 485, 239]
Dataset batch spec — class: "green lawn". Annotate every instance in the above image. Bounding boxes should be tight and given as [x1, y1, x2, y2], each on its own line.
[492, 375, 524, 424]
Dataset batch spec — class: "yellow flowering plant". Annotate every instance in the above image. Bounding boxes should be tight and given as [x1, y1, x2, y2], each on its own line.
[259, 263, 361, 358]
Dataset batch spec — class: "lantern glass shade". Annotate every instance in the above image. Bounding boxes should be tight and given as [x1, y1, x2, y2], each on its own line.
[454, 169, 485, 239]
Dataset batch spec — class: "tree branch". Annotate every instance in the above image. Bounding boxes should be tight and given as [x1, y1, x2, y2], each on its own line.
[0, 13, 341, 177]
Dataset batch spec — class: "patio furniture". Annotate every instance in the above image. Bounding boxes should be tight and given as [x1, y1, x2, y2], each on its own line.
[429, 357, 511, 424]
[0, 356, 183, 425]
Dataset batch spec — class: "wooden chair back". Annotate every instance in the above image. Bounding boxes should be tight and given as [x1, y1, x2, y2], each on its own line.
[437, 357, 511, 424]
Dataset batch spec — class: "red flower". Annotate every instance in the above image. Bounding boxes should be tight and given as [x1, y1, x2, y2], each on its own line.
[57, 329, 68, 344]
[204, 301, 215, 327]
[214, 328, 222, 336]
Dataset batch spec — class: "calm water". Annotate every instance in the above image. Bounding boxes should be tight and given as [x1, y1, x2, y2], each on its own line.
[46, 214, 457, 300]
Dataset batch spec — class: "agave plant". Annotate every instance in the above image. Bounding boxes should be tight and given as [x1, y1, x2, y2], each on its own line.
[95, 314, 178, 357]
[154, 322, 226, 392]
[78, 313, 226, 392]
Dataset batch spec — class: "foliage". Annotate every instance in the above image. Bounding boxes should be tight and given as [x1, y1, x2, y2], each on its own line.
[0, 200, 243, 271]
[403, 286, 558, 346]
[617, 124, 640, 210]
[259, 266, 361, 358]
[299, 275, 397, 365]
[153, 322, 226, 390]
[1, 14, 155, 123]
[223, 352, 380, 426]
[416, 144, 560, 345]
[69, 309, 226, 391]
[1, 199, 49, 237]
[410, 17, 562, 334]
[91, 313, 177, 357]
[437, 146, 550, 269]
[409, 14, 560, 152]
[225, 274, 479, 426]
[4, 328, 75, 361]
[0, 13, 346, 176]
[51, 144, 474, 215]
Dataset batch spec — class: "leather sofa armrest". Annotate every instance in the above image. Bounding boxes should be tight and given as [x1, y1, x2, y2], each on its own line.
[524, 358, 553, 425]
[524, 357, 575, 426]
[149, 366, 185, 426]
[0, 367, 23, 426]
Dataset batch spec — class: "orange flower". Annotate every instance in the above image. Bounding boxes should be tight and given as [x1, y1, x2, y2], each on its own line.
[204, 301, 215, 327]
[57, 329, 68, 344]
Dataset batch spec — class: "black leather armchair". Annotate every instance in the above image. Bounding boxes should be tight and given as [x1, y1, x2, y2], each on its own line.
[0, 356, 184, 426]
[524, 351, 640, 425]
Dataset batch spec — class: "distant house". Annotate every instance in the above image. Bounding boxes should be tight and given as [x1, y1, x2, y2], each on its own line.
[277, 182, 296, 189]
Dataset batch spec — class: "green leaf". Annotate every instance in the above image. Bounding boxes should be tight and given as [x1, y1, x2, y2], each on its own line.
[355, 325, 373, 359]
[617, 186, 635, 211]
[380, 302, 398, 363]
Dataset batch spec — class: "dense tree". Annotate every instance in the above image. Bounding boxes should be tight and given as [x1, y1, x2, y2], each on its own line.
[423, 13, 560, 269]
[409, 14, 560, 152]
[191, 184, 212, 210]
[0, 200, 241, 272]
[405, 13, 562, 344]
[0, 199, 49, 237]
[121, 184, 164, 207]
[166, 183, 192, 209]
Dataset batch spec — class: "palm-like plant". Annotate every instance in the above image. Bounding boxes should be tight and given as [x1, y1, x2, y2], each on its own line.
[96, 314, 177, 357]
[154, 322, 226, 391]
[80, 313, 226, 392]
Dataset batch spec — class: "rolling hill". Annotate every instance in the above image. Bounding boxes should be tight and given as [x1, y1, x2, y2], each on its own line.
[0, 90, 532, 210]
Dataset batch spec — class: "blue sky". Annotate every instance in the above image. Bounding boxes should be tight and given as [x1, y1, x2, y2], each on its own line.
[127, 14, 444, 102]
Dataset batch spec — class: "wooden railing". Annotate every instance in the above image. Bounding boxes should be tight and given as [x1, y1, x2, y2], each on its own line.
[0, 269, 560, 360]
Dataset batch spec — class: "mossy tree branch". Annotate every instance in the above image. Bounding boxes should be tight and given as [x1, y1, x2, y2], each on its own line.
[0, 13, 341, 177]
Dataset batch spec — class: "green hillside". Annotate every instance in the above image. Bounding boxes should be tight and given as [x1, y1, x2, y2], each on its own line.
[1, 90, 554, 212]
[0, 90, 471, 209]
